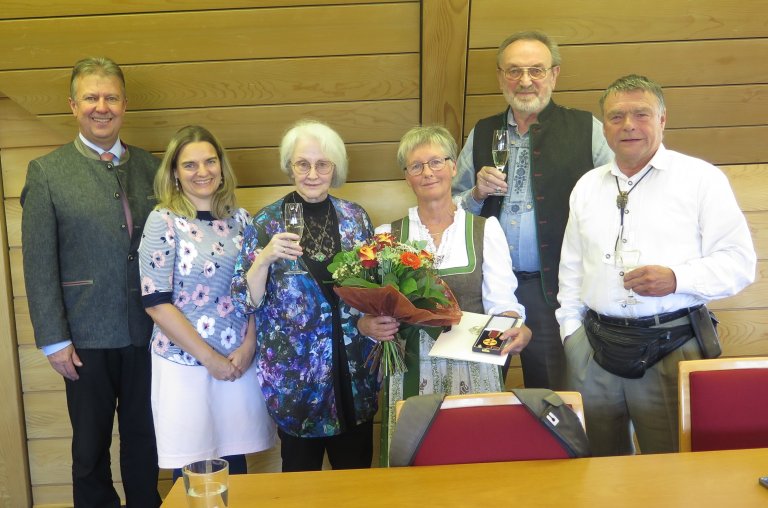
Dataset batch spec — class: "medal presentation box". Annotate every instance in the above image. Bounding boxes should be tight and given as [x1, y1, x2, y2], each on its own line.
[471, 315, 522, 355]
[429, 312, 523, 366]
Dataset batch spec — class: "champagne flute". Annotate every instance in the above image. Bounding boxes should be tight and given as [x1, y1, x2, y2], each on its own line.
[284, 203, 307, 275]
[618, 249, 641, 305]
[489, 129, 509, 196]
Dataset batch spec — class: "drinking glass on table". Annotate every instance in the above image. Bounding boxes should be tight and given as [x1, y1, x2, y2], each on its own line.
[284, 202, 307, 275]
[183, 458, 229, 508]
[617, 249, 642, 305]
[489, 129, 509, 196]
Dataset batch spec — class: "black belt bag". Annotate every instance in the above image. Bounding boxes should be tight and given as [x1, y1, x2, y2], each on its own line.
[584, 311, 694, 379]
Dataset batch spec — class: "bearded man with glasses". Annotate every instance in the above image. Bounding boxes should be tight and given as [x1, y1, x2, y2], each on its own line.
[452, 30, 613, 390]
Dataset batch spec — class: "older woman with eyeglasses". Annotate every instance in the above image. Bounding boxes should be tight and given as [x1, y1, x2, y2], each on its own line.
[231, 119, 386, 472]
[373, 125, 533, 464]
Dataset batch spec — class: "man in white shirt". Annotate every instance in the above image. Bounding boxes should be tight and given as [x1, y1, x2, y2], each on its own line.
[556, 74, 755, 455]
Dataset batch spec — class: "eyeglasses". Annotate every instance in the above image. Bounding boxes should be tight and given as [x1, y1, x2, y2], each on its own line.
[498, 66, 553, 81]
[404, 157, 452, 176]
[291, 160, 335, 175]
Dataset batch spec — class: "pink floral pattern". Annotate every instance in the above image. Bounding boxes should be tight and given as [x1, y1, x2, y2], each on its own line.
[139, 208, 251, 365]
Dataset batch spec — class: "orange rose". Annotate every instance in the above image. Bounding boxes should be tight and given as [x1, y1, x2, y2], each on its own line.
[419, 249, 433, 262]
[400, 251, 422, 269]
[358, 245, 378, 269]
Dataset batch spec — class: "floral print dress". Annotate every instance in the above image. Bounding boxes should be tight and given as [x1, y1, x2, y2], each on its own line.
[139, 208, 276, 467]
[231, 195, 380, 438]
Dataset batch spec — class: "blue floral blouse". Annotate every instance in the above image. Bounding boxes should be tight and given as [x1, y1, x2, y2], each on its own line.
[231, 195, 379, 438]
[139, 208, 250, 365]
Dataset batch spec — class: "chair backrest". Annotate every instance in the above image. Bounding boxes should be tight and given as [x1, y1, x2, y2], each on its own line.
[393, 391, 585, 466]
[678, 356, 768, 452]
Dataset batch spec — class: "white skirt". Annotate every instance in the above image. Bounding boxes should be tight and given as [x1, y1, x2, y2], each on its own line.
[151, 353, 277, 469]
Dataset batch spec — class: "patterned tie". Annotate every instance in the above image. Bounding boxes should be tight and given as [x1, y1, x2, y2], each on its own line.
[101, 151, 133, 238]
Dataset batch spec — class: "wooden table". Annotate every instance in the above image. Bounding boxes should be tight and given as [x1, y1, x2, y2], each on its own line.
[162, 447, 768, 507]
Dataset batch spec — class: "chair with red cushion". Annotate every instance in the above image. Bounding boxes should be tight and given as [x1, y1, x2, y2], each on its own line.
[392, 391, 586, 466]
[678, 357, 768, 452]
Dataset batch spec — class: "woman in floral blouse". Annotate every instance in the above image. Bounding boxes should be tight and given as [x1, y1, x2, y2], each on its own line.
[139, 125, 275, 477]
[231, 120, 390, 471]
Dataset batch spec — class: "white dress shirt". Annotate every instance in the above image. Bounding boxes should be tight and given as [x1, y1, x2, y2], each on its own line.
[556, 144, 756, 339]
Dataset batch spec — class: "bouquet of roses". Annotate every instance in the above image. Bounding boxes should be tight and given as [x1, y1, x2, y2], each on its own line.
[328, 232, 461, 378]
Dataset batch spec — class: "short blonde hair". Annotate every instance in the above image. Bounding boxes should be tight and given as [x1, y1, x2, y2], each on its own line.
[396, 125, 458, 169]
[70, 56, 126, 100]
[279, 120, 348, 187]
[155, 125, 238, 219]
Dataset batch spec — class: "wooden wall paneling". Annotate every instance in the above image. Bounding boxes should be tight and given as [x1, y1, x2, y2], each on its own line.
[716, 309, 768, 357]
[19, 345, 62, 393]
[14, 297, 32, 346]
[0, 54, 420, 115]
[23, 392, 106, 440]
[463, 85, 768, 134]
[466, 39, 768, 94]
[0, 156, 31, 506]
[468, 0, 768, 47]
[9, 248, 22, 296]
[1, 146, 59, 199]
[38, 100, 420, 153]
[663, 126, 768, 165]
[721, 165, 768, 213]
[0, 4, 420, 71]
[0, 98, 69, 149]
[5, 200, 20, 250]
[0, 0, 412, 20]
[420, 0, 470, 140]
[710, 260, 768, 310]
[745, 212, 768, 261]
[28, 437, 121, 487]
[33, 483, 122, 507]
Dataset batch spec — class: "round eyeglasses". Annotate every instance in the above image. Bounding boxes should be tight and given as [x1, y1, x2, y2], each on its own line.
[404, 157, 452, 176]
[498, 66, 553, 81]
[291, 160, 335, 175]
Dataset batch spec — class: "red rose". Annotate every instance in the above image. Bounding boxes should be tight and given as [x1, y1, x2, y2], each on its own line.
[358, 245, 378, 269]
[400, 251, 421, 269]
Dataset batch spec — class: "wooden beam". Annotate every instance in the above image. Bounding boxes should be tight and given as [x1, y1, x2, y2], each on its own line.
[0, 162, 31, 506]
[421, 0, 470, 142]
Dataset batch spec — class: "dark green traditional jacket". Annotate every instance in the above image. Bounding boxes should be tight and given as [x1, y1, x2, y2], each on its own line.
[473, 100, 594, 305]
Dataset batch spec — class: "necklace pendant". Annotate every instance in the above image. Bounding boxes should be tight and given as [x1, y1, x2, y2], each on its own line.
[616, 191, 629, 209]
[310, 252, 327, 262]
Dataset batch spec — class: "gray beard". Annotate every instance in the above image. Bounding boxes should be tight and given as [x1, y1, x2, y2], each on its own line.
[504, 89, 552, 114]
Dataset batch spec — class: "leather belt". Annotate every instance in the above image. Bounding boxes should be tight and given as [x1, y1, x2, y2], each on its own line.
[590, 305, 702, 328]
[514, 271, 540, 281]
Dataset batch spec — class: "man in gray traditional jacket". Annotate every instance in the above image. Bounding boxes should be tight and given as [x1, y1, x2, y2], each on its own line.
[21, 56, 161, 507]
